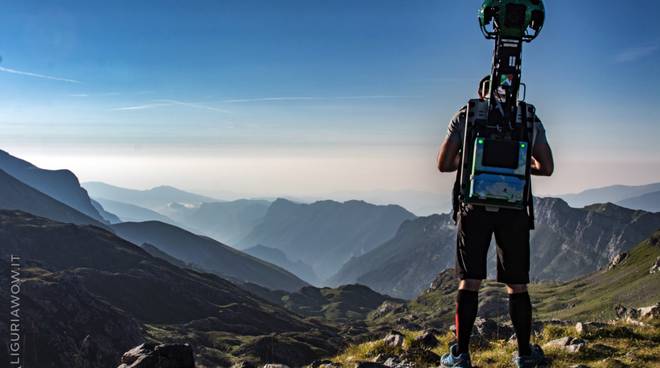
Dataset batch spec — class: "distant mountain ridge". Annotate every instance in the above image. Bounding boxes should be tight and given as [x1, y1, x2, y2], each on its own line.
[238, 198, 417, 281]
[560, 182, 660, 208]
[94, 197, 178, 224]
[82, 181, 218, 210]
[111, 220, 308, 292]
[0, 169, 107, 228]
[331, 197, 660, 299]
[0, 149, 105, 222]
[244, 244, 318, 285]
[616, 190, 660, 213]
[177, 199, 272, 244]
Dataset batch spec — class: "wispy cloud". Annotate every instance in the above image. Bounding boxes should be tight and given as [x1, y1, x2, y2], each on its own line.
[112, 102, 172, 111]
[219, 95, 417, 103]
[0, 66, 81, 83]
[68, 92, 122, 98]
[112, 99, 229, 112]
[614, 45, 659, 63]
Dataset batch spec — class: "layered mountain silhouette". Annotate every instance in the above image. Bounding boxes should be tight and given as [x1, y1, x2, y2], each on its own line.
[329, 214, 455, 299]
[0, 210, 341, 367]
[331, 197, 660, 299]
[560, 182, 660, 209]
[0, 169, 107, 228]
[616, 190, 660, 213]
[111, 220, 308, 292]
[0, 150, 106, 221]
[174, 199, 272, 244]
[244, 244, 318, 285]
[91, 199, 121, 223]
[82, 181, 217, 211]
[94, 197, 178, 224]
[238, 198, 416, 281]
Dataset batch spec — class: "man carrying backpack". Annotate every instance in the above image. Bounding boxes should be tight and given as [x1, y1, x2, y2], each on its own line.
[436, 75, 554, 368]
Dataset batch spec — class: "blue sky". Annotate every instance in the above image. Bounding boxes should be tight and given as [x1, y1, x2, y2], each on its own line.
[0, 0, 659, 201]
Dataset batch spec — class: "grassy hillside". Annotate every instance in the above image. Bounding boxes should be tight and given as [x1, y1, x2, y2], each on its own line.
[532, 230, 660, 321]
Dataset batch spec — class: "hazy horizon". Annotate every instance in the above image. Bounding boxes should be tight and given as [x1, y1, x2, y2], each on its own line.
[2, 1, 659, 201]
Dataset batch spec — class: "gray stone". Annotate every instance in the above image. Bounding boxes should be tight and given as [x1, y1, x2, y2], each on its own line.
[650, 256, 660, 274]
[608, 253, 628, 270]
[383, 330, 405, 348]
[566, 338, 587, 353]
[544, 336, 573, 348]
[413, 330, 439, 349]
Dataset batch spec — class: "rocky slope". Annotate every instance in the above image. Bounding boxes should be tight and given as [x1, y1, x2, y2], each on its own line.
[111, 220, 308, 292]
[0, 210, 341, 367]
[531, 199, 660, 280]
[239, 198, 416, 281]
[331, 198, 660, 299]
[0, 149, 105, 222]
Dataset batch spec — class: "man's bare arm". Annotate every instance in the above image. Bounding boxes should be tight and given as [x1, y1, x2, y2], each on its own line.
[437, 138, 462, 173]
[531, 142, 554, 176]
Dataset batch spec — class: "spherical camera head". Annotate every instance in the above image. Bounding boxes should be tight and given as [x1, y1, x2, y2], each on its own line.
[479, 0, 545, 42]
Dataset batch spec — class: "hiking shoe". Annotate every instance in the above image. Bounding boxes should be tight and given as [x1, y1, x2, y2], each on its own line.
[440, 344, 472, 368]
[513, 344, 547, 368]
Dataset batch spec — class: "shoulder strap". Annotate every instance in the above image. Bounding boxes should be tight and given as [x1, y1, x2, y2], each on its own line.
[520, 102, 535, 230]
[452, 166, 461, 224]
[451, 108, 467, 224]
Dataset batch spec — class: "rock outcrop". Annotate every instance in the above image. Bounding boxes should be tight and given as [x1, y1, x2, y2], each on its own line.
[118, 343, 195, 368]
[608, 252, 628, 270]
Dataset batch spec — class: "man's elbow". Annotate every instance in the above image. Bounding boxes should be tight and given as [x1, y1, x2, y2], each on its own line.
[438, 162, 455, 173]
[540, 164, 554, 176]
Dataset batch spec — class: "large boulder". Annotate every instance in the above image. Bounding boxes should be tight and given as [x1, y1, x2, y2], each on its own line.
[615, 303, 660, 323]
[383, 330, 405, 348]
[117, 343, 195, 368]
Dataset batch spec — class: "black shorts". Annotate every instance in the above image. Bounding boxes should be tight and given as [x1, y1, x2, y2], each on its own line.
[456, 206, 530, 284]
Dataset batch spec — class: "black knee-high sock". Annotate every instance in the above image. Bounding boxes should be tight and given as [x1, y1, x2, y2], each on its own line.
[509, 292, 532, 356]
[455, 290, 479, 355]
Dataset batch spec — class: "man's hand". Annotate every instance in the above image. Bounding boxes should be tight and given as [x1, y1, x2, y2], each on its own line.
[437, 138, 461, 172]
[531, 142, 554, 176]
